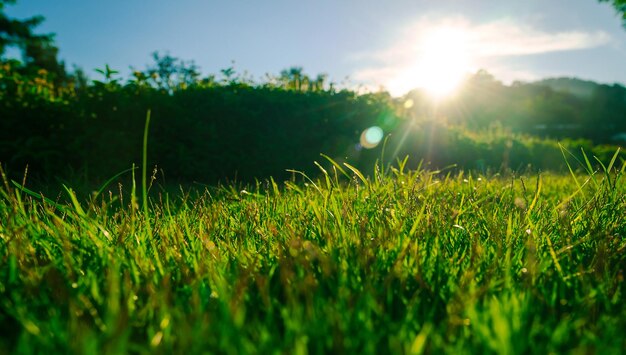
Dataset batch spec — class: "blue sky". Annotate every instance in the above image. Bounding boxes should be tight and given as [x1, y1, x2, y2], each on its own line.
[6, 0, 626, 95]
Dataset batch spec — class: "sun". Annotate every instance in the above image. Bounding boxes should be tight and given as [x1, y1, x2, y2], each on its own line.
[390, 26, 473, 98]
[417, 27, 471, 97]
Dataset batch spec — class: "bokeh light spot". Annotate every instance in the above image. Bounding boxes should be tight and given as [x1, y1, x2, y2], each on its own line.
[360, 126, 384, 149]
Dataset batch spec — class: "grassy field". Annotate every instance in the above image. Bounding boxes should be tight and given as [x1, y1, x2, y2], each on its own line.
[1, 154, 625, 354]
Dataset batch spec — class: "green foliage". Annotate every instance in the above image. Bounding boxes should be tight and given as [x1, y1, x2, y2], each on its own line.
[0, 0, 66, 81]
[0, 59, 398, 184]
[2, 60, 624, 188]
[403, 72, 626, 142]
[140, 51, 201, 92]
[389, 120, 624, 173]
[1, 157, 625, 352]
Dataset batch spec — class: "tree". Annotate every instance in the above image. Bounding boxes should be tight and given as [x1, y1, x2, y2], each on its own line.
[0, 0, 66, 79]
[280, 67, 305, 91]
[143, 51, 200, 91]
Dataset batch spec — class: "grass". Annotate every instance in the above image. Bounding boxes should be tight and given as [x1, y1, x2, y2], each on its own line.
[0, 154, 625, 354]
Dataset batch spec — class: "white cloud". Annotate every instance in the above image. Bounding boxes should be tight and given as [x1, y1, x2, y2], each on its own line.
[351, 15, 612, 95]
[469, 19, 611, 56]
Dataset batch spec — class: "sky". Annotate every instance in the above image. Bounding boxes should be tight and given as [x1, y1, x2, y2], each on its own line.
[5, 0, 626, 96]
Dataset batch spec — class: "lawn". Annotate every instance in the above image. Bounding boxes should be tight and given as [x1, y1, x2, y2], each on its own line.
[1, 156, 625, 353]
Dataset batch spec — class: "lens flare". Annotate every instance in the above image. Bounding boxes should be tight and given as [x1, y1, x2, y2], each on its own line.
[360, 126, 384, 149]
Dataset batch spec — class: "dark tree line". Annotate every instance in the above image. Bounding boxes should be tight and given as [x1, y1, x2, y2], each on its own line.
[402, 71, 626, 143]
[1, 0, 624, 188]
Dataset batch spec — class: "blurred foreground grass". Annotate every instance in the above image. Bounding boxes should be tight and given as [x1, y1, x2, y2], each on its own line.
[1, 156, 625, 354]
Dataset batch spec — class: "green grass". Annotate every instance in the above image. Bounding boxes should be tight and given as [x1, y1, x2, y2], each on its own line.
[1, 157, 625, 354]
